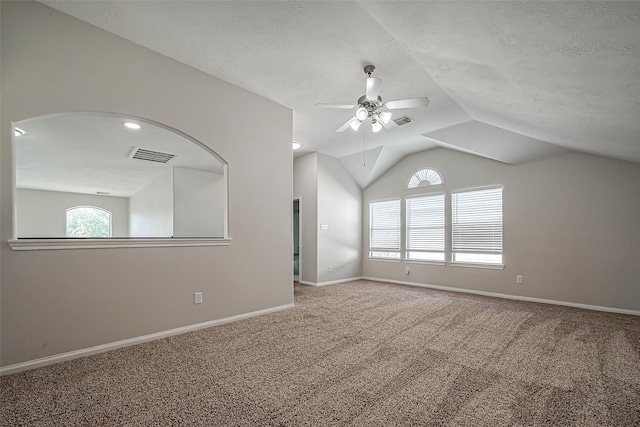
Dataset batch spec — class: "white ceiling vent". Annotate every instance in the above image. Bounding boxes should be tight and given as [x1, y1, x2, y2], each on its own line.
[129, 147, 177, 164]
[394, 116, 412, 126]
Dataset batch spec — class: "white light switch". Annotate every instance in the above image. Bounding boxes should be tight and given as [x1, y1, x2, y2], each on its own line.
[194, 292, 203, 304]
[320, 224, 329, 230]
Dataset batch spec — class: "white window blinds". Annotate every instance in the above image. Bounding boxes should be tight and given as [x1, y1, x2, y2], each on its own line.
[406, 194, 445, 261]
[369, 199, 401, 259]
[451, 187, 503, 264]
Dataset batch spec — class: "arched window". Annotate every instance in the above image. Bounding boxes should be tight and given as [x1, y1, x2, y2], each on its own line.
[66, 206, 111, 238]
[408, 168, 443, 188]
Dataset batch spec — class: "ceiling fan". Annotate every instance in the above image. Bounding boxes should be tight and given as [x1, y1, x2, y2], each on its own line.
[316, 65, 430, 133]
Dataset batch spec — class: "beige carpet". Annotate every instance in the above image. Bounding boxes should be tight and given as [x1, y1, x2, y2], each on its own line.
[1, 280, 639, 426]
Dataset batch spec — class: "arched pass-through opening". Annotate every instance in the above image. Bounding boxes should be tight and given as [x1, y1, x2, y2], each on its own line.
[10, 112, 230, 250]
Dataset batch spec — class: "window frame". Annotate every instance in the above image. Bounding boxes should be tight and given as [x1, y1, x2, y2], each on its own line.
[369, 198, 402, 261]
[404, 192, 446, 265]
[65, 206, 113, 238]
[450, 185, 504, 269]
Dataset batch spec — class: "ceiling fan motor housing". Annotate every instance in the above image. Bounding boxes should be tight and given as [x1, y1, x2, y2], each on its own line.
[357, 95, 383, 117]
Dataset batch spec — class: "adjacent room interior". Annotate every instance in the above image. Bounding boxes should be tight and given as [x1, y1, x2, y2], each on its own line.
[1, 1, 639, 425]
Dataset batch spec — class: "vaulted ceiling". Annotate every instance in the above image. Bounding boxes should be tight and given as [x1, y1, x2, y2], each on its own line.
[43, 1, 640, 188]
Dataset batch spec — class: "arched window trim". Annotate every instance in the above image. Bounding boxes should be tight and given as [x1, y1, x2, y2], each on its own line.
[66, 205, 112, 238]
[407, 168, 444, 189]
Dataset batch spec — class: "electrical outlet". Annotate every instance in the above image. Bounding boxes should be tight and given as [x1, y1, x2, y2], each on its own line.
[405, 266, 410, 275]
[516, 275, 523, 284]
[194, 292, 203, 304]
[328, 265, 333, 272]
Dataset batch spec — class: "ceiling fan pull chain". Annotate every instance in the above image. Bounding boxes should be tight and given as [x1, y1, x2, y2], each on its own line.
[363, 133, 366, 167]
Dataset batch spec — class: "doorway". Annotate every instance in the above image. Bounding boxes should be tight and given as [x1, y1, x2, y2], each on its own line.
[293, 197, 300, 282]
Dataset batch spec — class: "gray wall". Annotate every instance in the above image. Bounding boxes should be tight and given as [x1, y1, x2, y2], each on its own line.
[293, 153, 362, 285]
[293, 153, 318, 283]
[129, 169, 174, 237]
[173, 167, 225, 238]
[16, 189, 130, 238]
[363, 148, 640, 311]
[1, 1, 293, 366]
[317, 153, 362, 283]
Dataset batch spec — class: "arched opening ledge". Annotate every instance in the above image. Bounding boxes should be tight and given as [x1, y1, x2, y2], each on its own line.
[8, 238, 231, 251]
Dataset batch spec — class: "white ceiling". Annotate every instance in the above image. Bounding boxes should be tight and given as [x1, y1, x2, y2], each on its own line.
[42, 1, 640, 188]
[16, 113, 224, 197]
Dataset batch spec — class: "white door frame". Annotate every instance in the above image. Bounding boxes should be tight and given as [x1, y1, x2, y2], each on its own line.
[293, 195, 301, 282]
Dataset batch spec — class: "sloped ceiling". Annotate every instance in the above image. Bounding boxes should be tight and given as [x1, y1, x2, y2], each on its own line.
[42, 1, 640, 188]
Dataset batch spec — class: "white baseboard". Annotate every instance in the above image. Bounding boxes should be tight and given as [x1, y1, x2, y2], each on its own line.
[361, 277, 640, 316]
[5, 278, 636, 376]
[0, 303, 295, 376]
[298, 277, 363, 287]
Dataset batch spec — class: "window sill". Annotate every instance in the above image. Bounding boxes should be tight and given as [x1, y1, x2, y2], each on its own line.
[404, 260, 447, 266]
[450, 261, 504, 270]
[368, 257, 402, 263]
[8, 238, 231, 251]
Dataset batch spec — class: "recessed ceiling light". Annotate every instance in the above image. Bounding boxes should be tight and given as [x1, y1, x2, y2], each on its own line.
[123, 122, 141, 130]
[14, 127, 25, 137]
[292, 141, 303, 150]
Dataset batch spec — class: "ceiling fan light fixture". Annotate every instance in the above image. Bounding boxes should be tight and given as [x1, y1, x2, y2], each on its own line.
[318, 65, 430, 133]
[379, 111, 392, 124]
[355, 107, 368, 121]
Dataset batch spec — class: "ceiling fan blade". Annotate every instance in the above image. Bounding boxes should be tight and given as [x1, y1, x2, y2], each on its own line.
[336, 117, 358, 132]
[383, 97, 430, 109]
[380, 117, 398, 130]
[316, 103, 357, 109]
[365, 77, 382, 101]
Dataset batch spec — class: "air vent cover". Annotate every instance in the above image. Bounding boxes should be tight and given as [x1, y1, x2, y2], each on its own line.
[394, 116, 412, 126]
[129, 147, 176, 164]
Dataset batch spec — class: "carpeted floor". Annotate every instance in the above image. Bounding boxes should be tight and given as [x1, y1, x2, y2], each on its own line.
[1, 280, 639, 426]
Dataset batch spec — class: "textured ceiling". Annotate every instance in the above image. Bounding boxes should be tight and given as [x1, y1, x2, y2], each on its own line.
[42, 1, 640, 187]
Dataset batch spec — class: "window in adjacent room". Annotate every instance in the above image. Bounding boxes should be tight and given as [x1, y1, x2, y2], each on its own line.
[451, 186, 503, 265]
[369, 199, 401, 259]
[406, 193, 445, 262]
[66, 206, 111, 238]
[407, 168, 443, 188]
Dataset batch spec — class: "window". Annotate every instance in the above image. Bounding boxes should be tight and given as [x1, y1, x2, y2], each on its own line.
[66, 206, 111, 238]
[451, 187, 503, 265]
[369, 199, 401, 259]
[408, 168, 443, 188]
[406, 193, 445, 262]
